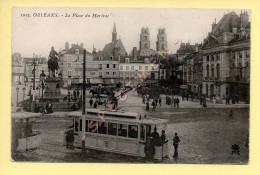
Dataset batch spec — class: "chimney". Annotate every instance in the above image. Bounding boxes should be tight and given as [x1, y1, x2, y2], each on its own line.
[212, 18, 217, 31]
[195, 43, 199, 52]
[240, 11, 249, 28]
[65, 42, 69, 50]
[133, 47, 137, 61]
[80, 43, 83, 48]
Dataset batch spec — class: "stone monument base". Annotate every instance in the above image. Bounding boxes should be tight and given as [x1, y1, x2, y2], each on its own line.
[39, 77, 74, 112]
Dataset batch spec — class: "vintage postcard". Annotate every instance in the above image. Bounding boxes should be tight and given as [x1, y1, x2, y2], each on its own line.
[11, 7, 250, 164]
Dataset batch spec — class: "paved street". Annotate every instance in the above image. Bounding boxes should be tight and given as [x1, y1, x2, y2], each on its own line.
[14, 89, 249, 163]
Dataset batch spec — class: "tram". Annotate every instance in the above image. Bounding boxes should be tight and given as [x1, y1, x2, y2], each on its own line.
[66, 109, 169, 161]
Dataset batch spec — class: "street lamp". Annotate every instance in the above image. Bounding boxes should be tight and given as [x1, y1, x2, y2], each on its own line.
[40, 70, 46, 112]
[22, 87, 26, 102]
[40, 70, 46, 98]
[16, 87, 19, 107]
[68, 91, 71, 111]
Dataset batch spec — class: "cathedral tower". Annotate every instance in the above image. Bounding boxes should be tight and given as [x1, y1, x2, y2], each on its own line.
[139, 28, 150, 56]
[156, 28, 167, 51]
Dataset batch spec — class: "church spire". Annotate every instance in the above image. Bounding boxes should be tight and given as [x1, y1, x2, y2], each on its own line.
[112, 23, 117, 42]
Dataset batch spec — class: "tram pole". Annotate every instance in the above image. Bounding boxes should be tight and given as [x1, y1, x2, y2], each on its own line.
[82, 49, 86, 115]
[82, 49, 86, 157]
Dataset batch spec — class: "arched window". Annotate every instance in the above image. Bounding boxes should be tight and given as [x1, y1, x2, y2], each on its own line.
[211, 64, 214, 77]
[216, 64, 220, 78]
[144, 43, 148, 49]
[206, 64, 209, 77]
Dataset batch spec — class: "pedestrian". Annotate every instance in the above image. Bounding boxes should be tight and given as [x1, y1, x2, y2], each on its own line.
[159, 98, 161, 107]
[146, 101, 149, 111]
[212, 97, 216, 105]
[152, 101, 156, 111]
[191, 94, 194, 101]
[203, 98, 207, 110]
[76, 90, 80, 97]
[176, 98, 179, 108]
[142, 96, 145, 104]
[89, 98, 93, 108]
[228, 109, 233, 120]
[155, 98, 158, 107]
[200, 96, 203, 105]
[93, 102, 97, 108]
[73, 90, 77, 100]
[173, 133, 180, 158]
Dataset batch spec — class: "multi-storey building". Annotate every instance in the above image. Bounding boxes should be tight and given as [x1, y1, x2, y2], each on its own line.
[184, 44, 203, 95]
[202, 11, 250, 103]
[59, 43, 93, 87]
[23, 55, 48, 84]
[12, 52, 25, 85]
[119, 48, 159, 86]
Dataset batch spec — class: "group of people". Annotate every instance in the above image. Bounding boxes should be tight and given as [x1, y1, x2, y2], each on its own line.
[89, 97, 111, 109]
[145, 98, 162, 111]
[145, 127, 181, 159]
[166, 96, 180, 108]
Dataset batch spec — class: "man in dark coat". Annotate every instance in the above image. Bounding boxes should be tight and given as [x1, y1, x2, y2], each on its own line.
[173, 133, 180, 158]
[151, 127, 159, 146]
[89, 98, 93, 108]
[176, 98, 180, 108]
[146, 101, 149, 110]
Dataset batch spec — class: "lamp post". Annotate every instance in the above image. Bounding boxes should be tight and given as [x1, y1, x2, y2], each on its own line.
[22, 87, 26, 102]
[40, 70, 46, 111]
[68, 91, 71, 111]
[16, 87, 19, 107]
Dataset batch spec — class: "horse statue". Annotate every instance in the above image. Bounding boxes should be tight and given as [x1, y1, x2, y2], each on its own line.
[47, 46, 59, 77]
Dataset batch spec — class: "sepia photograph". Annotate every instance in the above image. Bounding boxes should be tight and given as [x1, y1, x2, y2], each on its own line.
[11, 7, 250, 164]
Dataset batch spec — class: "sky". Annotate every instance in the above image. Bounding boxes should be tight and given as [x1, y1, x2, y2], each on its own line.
[12, 7, 250, 58]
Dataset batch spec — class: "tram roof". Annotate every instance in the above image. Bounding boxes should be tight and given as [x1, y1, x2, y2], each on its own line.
[66, 109, 168, 125]
[12, 111, 42, 119]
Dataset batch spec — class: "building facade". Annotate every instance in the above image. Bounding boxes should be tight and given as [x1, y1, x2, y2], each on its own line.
[59, 43, 93, 87]
[23, 56, 48, 84]
[202, 11, 250, 103]
[119, 51, 159, 86]
[12, 52, 25, 85]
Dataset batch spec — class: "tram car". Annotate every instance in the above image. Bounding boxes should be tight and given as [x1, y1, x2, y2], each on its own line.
[66, 109, 169, 161]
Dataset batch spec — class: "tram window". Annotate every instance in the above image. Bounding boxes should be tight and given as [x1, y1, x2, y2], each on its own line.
[118, 124, 127, 137]
[79, 119, 82, 131]
[85, 120, 88, 132]
[108, 123, 117, 136]
[140, 125, 145, 140]
[89, 120, 98, 133]
[98, 122, 107, 134]
[74, 118, 79, 132]
[128, 125, 138, 139]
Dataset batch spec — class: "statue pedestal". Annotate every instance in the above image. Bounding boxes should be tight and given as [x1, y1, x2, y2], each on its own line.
[39, 77, 73, 111]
